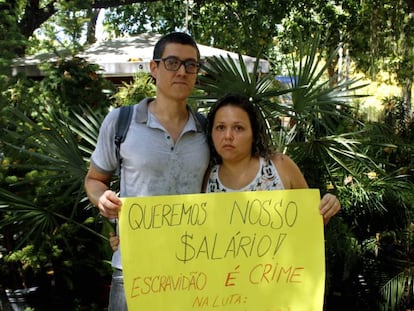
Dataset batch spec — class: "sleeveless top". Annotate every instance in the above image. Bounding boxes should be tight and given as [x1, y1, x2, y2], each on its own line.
[206, 157, 285, 192]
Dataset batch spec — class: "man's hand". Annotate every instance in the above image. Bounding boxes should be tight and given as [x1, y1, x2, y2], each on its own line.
[109, 231, 120, 251]
[98, 190, 122, 219]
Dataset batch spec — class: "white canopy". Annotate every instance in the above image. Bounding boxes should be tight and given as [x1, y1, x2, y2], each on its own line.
[12, 33, 270, 78]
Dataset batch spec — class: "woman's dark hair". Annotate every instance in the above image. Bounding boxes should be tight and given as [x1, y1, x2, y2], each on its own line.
[207, 94, 273, 165]
[153, 32, 200, 60]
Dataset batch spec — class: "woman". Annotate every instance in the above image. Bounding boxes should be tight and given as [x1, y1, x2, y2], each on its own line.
[109, 94, 340, 250]
[203, 93, 340, 224]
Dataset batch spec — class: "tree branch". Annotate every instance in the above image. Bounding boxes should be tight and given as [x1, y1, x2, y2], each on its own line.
[91, 0, 160, 9]
[19, 0, 57, 38]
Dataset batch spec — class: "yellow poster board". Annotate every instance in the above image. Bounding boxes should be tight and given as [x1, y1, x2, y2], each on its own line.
[119, 189, 325, 311]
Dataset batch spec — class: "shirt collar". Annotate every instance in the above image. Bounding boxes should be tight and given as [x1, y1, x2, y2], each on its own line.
[134, 97, 204, 133]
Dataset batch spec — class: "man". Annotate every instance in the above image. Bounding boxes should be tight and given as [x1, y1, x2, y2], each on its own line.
[84, 32, 210, 310]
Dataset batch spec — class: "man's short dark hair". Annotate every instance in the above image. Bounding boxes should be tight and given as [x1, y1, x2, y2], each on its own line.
[153, 32, 200, 60]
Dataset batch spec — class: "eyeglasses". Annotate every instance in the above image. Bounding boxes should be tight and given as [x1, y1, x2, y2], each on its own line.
[154, 56, 200, 74]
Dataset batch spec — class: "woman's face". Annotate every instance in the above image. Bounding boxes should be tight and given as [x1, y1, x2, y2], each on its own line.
[211, 105, 253, 163]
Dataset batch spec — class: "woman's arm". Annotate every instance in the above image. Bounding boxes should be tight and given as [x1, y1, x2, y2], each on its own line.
[271, 153, 340, 225]
[271, 153, 308, 189]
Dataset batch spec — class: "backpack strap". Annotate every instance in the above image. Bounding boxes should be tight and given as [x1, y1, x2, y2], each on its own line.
[195, 111, 207, 133]
[114, 105, 133, 176]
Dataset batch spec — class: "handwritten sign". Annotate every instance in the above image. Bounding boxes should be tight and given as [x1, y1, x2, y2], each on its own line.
[119, 189, 325, 311]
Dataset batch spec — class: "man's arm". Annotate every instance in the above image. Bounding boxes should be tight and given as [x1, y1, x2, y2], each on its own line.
[84, 165, 122, 218]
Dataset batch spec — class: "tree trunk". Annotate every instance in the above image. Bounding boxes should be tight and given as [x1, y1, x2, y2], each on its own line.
[402, 78, 413, 118]
[86, 9, 101, 45]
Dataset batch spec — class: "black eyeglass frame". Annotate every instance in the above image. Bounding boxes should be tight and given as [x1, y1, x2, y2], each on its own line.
[153, 56, 200, 74]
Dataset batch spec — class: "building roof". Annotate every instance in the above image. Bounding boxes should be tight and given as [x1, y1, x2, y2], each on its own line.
[12, 33, 270, 79]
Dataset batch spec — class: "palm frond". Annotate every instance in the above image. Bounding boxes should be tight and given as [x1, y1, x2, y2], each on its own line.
[287, 34, 369, 136]
[70, 105, 107, 158]
[0, 188, 106, 250]
[379, 268, 414, 311]
[196, 53, 292, 101]
[1, 103, 104, 250]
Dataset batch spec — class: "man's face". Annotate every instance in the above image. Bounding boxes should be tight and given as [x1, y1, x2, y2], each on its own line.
[150, 43, 199, 102]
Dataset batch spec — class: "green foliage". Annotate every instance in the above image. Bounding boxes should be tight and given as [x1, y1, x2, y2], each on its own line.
[197, 54, 286, 99]
[0, 57, 113, 308]
[5, 244, 61, 272]
[25, 0, 94, 55]
[324, 216, 362, 306]
[382, 96, 411, 135]
[112, 72, 156, 106]
[344, 0, 414, 85]
[102, 0, 287, 56]
[380, 269, 414, 311]
[104, 0, 186, 37]
[273, 34, 371, 191]
[0, 2, 26, 69]
[191, 1, 286, 56]
[38, 57, 115, 113]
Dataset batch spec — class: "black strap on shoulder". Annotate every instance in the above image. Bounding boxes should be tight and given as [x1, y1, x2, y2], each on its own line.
[195, 112, 207, 133]
[115, 105, 133, 176]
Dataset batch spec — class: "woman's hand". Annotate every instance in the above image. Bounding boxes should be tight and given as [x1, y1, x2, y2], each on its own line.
[319, 193, 341, 225]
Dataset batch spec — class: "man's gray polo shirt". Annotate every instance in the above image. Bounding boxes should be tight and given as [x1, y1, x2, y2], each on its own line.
[90, 98, 210, 269]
